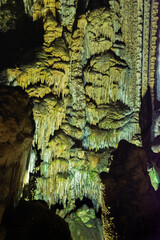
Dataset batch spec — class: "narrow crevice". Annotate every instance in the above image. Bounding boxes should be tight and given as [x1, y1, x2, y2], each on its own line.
[75, 197, 94, 209]
[87, 0, 110, 11]
[35, 146, 43, 168]
[72, 0, 87, 34]
[114, 40, 125, 46]
[49, 129, 64, 142]
[51, 202, 64, 213]
[71, 139, 83, 149]
[85, 95, 98, 107]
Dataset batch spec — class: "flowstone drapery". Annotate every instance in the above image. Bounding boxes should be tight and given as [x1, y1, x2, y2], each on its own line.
[0, 0, 159, 239]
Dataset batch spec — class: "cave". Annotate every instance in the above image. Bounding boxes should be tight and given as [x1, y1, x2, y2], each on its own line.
[0, 0, 160, 239]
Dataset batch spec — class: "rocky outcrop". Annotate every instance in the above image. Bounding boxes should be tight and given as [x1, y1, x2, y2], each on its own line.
[0, 86, 33, 224]
[101, 140, 160, 240]
[65, 204, 103, 240]
[2, 200, 72, 240]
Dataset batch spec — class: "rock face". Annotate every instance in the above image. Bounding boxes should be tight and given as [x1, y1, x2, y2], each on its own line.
[0, 0, 160, 239]
[3, 200, 72, 240]
[65, 204, 103, 240]
[101, 140, 160, 240]
[0, 86, 33, 223]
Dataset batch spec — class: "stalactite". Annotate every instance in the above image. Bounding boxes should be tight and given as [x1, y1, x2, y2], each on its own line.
[4, 0, 144, 213]
[36, 165, 103, 211]
[1, 2, 159, 238]
[149, 0, 159, 110]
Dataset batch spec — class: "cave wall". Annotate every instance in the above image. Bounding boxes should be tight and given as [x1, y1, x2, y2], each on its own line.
[0, 87, 33, 224]
[101, 140, 160, 240]
[0, 0, 159, 239]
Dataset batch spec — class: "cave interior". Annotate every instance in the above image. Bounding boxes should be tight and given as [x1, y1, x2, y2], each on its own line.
[0, 0, 160, 239]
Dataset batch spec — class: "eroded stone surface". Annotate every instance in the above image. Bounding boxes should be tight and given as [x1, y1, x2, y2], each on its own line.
[0, 86, 33, 223]
[66, 204, 103, 240]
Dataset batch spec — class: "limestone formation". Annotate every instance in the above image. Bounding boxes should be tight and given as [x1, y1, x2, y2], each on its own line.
[0, 0, 159, 239]
[0, 86, 33, 224]
[5, 0, 145, 211]
[101, 140, 160, 240]
[65, 204, 103, 240]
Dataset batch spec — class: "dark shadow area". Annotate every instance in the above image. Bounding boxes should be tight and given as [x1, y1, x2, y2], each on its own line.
[87, 0, 110, 11]
[75, 197, 94, 209]
[22, 172, 37, 200]
[76, 0, 87, 15]
[2, 200, 72, 240]
[72, 0, 87, 34]
[75, 197, 102, 218]
[51, 202, 64, 213]
[100, 140, 160, 240]
[0, 1, 44, 72]
[139, 86, 153, 167]
[34, 146, 43, 167]
[0, 85, 34, 236]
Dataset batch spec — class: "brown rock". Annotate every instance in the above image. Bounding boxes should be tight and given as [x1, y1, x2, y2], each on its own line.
[0, 86, 33, 223]
[101, 141, 159, 240]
